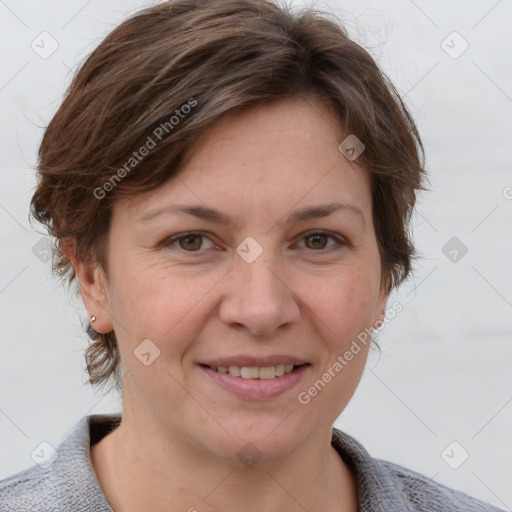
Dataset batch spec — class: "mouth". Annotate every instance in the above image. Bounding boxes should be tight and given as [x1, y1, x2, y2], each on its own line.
[199, 363, 310, 380]
[198, 362, 311, 400]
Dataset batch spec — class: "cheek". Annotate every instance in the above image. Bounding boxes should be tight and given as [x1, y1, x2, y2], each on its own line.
[107, 258, 224, 350]
[304, 266, 377, 346]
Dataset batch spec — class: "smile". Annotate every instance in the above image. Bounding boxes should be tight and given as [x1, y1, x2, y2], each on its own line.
[199, 363, 311, 400]
[203, 364, 302, 379]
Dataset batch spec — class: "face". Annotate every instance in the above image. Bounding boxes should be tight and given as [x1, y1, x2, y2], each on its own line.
[78, 95, 388, 464]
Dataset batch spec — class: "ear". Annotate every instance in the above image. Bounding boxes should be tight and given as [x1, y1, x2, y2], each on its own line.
[372, 281, 389, 329]
[62, 239, 114, 334]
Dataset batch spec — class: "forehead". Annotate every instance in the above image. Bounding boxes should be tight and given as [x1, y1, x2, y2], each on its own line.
[119, 96, 372, 225]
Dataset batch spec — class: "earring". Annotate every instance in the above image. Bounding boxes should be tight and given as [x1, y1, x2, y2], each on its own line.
[90, 315, 96, 322]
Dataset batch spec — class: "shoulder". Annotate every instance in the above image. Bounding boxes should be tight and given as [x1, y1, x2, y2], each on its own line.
[0, 414, 120, 512]
[378, 457, 506, 512]
[0, 463, 63, 512]
[331, 427, 506, 512]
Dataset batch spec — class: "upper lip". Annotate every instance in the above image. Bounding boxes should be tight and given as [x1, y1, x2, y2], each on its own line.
[199, 356, 310, 367]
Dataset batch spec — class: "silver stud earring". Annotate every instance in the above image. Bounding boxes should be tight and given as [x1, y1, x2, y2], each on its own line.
[90, 315, 96, 322]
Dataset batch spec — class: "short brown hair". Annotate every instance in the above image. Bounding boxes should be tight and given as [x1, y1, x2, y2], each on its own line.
[30, 0, 428, 393]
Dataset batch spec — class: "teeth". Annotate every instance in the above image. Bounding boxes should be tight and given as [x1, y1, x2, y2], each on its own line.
[212, 364, 298, 379]
[241, 366, 260, 378]
[228, 365, 240, 376]
[257, 367, 276, 379]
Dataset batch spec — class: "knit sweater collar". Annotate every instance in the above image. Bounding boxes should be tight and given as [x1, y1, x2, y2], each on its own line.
[65, 413, 412, 511]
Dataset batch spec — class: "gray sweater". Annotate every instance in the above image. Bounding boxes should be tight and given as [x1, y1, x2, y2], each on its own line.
[0, 414, 506, 511]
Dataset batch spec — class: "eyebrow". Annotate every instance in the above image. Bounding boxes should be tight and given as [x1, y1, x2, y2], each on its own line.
[136, 201, 366, 230]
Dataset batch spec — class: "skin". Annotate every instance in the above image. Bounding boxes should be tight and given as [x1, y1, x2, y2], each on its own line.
[67, 95, 388, 512]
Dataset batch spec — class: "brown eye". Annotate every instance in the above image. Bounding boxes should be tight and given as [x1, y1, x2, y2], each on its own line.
[298, 231, 346, 252]
[304, 233, 329, 250]
[178, 234, 203, 251]
[163, 232, 216, 254]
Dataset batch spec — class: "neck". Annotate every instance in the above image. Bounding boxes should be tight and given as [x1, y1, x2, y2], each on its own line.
[91, 411, 358, 512]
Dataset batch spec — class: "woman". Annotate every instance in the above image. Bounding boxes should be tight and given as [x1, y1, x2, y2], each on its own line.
[0, 1, 505, 511]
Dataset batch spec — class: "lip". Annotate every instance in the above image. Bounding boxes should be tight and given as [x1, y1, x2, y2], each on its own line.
[199, 363, 311, 400]
[199, 355, 309, 367]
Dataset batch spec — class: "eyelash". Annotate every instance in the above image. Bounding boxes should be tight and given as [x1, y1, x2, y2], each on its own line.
[161, 230, 347, 256]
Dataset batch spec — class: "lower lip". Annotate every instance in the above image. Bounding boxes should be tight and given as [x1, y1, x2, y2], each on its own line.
[199, 364, 310, 400]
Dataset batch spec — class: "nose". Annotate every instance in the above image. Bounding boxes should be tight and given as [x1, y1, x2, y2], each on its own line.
[218, 250, 300, 337]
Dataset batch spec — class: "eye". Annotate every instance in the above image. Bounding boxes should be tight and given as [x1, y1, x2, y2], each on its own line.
[296, 230, 347, 252]
[163, 232, 216, 254]
[162, 230, 347, 256]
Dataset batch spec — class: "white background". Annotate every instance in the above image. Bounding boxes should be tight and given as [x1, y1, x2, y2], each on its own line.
[0, 0, 511, 509]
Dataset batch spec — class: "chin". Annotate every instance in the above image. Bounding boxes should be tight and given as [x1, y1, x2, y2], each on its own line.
[199, 414, 312, 465]
[208, 434, 302, 469]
